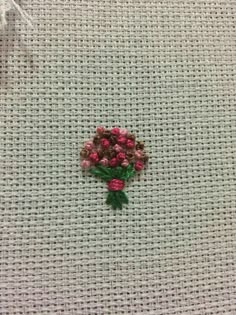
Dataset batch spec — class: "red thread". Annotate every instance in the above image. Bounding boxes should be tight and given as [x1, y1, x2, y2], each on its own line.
[117, 136, 127, 145]
[111, 127, 120, 136]
[135, 161, 144, 171]
[89, 152, 99, 163]
[126, 139, 135, 149]
[117, 152, 126, 161]
[101, 138, 110, 149]
[109, 157, 118, 167]
[108, 179, 125, 191]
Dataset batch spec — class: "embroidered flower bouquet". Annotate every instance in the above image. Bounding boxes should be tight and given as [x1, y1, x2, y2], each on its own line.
[81, 127, 148, 209]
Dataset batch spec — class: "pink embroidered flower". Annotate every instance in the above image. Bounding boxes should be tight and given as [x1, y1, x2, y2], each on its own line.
[81, 160, 91, 169]
[120, 129, 128, 136]
[117, 152, 126, 161]
[100, 157, 109, 166]
[96, 126, 105, 134]
[84, 141, 94, 151]
[109, 157, 118, 167]
[89, 152, 99, 163]
[111, 127, 120, 136]
[135, 150, 143, 159]
[135, 161, 144, 171]
[101, 138, 110, 149]
[121, 159, 129, 167]
[113, 144, 123, 152]
[126, 139, 135, 149]
[117, 136, 127, 145]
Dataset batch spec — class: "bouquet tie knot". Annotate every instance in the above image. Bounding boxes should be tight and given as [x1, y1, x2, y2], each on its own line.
[107, 179, 125, 192]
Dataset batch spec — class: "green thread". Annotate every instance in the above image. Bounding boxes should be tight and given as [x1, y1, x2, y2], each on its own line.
[106, 191, 129, 210]
[90, 164, 135, 181]
[90, 165, 113, 181]
[90, 165, 136, 209]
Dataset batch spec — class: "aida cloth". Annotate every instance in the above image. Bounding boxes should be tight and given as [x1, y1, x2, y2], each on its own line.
[0, 1, 236, 314]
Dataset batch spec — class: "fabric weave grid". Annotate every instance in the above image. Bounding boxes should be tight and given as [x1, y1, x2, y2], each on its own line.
[0, 0, 236, 314]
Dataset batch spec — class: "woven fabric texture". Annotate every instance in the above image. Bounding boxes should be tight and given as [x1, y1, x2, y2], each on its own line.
[0, 1, 236, 314]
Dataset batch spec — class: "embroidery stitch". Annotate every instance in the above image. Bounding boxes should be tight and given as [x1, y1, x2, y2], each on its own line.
[81, 127, 148, 210]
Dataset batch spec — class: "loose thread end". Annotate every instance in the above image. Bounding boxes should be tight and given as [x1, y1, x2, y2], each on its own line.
[0, 0, 33, 30]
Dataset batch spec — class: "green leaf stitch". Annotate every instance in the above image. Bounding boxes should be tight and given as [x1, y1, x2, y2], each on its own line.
[119, 191, 129, 204]
[90, 165, 134, 209]
[106, 190, 129, 210]
[90, 165, 113, 181]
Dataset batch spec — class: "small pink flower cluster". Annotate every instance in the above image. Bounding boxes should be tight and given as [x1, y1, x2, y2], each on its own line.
[80, 127, 148, 171]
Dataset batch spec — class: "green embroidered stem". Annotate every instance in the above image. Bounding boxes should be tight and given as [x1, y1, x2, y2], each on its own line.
[90, 164, 136, 209]
[106, 190, 128, 210]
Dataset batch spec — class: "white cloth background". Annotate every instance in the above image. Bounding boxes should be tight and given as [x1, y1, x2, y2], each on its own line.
[0, 1, 235, 314]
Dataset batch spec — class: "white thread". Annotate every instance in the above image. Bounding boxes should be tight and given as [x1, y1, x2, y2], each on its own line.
[0, 0, 33, 30]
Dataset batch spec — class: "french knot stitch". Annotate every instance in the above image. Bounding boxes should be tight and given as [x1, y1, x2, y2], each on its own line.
[107, 179, 125, 191]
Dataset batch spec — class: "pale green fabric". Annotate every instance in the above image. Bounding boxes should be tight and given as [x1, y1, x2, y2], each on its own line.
[0, 1, 235, 314]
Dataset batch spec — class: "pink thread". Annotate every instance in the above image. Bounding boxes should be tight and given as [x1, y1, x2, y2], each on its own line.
[100, 157, 109, 166]
[126, 139, 135, 149]
[81, 160, 91, 169]
[120, 129, 128, 136]
[84, 141, 94, 151]
[114, 144, 123, 152]
[117, 152, 126, 161]
[89, 152, 99, 163]
[135, 161, 144, 171]
[108, 179, 125, 191]
[135, 150, 143, 159]
[101, 138, 110, 149]
[117, 136, 127, 145]
[121, 159, 129, 167]
[96, 126, 105, 134]
[111, 127, 120, 136]
[109, 157, 118, 167]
